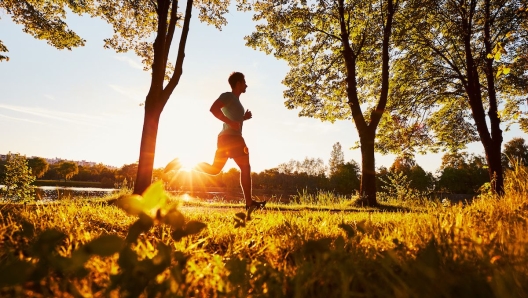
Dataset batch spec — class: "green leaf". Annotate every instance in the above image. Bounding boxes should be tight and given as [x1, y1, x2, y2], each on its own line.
[125, 214, 153, 244]
[19, 220, 35, 238]
[32, 229, 67, 258]
[235, 212, 246, 221]
[0, 261, 34, 286]
[142, 180, 167, 211]
[494, 51, 502, 61]
[152, 243, 171, 272]
[334, 235, 346, 250]
[225, 258, 247, 285]
[338, 222, 356, 238]
[118, 246, 138, 271]
[171, 228, 186, 242]
[184, 221, 207, 235]
[356, 220, 367, 233]
[163, 209, 185, 230]
[116, 194, 144, 216]
[67, 249, 91, 272]
[85, 235, 124, 257]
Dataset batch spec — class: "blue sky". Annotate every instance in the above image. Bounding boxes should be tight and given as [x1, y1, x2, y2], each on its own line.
[0, 6, 526, 174]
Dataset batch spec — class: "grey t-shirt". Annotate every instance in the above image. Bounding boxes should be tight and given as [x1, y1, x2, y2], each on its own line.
[218, 92, 244, 136]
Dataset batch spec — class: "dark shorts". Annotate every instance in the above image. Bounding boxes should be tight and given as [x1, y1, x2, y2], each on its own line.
[216, 134, 249, 159]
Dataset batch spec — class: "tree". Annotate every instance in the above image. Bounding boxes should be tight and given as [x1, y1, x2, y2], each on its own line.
[329, 160, 360, 195]
[246, 0, 402, 206]
[437, 152, 488, 194]
[27, 157, 49, 178]
[299, 157, 326, 177]
[86, 0, 233, 195]
[502, 137, 528, 169]
[1, 153, 35, 201]
[57, 161, 79, 181]
[118, 163, 139, 188]
[329, 142, 345, 177]
[389, 155, 434, 192]
[223, 168, 241, 190]
[403, 0, 528, 195]
[0, 0, 90, 62]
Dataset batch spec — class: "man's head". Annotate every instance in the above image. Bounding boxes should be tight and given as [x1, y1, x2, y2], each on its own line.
[228, 72, 247, 94]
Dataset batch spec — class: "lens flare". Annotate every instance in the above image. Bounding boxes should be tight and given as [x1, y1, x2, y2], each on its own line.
[181, 193, 192, 202]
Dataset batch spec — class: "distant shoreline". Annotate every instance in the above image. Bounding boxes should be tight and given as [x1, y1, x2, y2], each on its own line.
[31, 180, 105, 188]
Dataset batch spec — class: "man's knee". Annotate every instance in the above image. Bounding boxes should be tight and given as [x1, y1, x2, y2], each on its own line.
[210, 167, 222, 175]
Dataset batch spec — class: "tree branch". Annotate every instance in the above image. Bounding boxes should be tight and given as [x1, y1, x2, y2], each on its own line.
[163, 0, 179, 67]
[165, 0, 193, 93]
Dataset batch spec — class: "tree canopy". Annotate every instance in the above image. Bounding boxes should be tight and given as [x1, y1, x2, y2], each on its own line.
[0, 0, 91, 62]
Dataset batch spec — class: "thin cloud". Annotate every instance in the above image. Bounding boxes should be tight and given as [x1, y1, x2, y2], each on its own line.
[114, 56, 144, 70]
[108, 84, 143, 103]
[0, 113, 45, 124]
[0, 104, 104, 127]
[282, 121, 335, 134]
[44, 94, 56, 101]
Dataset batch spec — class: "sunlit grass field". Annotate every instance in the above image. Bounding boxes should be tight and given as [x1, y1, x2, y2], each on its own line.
[1, 169, 528, 297]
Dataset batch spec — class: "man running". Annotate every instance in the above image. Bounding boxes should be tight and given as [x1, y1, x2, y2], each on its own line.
[168, 72, 265, 211]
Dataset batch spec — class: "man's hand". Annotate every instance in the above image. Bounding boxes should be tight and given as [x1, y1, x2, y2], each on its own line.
[243, 109, 252, 121]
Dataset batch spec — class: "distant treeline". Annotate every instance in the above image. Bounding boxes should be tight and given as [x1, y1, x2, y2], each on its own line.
[1, 137, 527, 195]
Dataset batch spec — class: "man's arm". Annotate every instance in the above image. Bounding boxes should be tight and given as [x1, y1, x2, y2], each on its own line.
[210, 99, 240, 130]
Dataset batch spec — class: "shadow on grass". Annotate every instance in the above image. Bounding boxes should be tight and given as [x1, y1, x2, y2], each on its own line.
[178, 200, 414, 213]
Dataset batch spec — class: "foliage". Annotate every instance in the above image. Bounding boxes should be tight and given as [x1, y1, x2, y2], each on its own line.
[117, 162, 138, 187]
[0, 181, 206, 296]
[399, 0, 528, 144]
[328, 142, 345, 177]
[0, 0, 91, 62]
[502, 137, 528, 169]
[389, 155, 435, 192]
[329, 160, 360, 195]
[27, 157, 49, 178]
[437, 152, 489, 194]
[0, 153, 35, 201]
[246, 0, 402, 206]
[277, 157, 327, 176]
[0, 40, 8, 62]
[378, 171, 430, 205]
[401, 0, 527, 195]
[57, 161, 79, 181]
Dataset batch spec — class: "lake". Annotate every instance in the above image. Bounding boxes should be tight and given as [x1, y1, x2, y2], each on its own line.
[0, 185, 119, 201]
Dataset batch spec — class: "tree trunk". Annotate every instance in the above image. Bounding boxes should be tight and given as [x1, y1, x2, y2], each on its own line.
[486, 144, 504, 195]
[357, 130, 378, 206]
[482, 0, 504, 195]
[134, 101, 163, 195]
[461, 9, 504, 197]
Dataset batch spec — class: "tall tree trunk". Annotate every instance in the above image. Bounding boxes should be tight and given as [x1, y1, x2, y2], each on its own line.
[482, 0, 504, 195]
[134, 99, 163, 194]
[461, 2, 504, 196]
[337, 0, 395, 207]
[357, 130, 378, 206]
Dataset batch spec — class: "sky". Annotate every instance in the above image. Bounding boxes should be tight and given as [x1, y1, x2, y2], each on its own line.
[0, 5, 526, 175]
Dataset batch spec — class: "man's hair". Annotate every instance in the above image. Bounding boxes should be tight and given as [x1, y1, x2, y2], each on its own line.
[228, 72, 245, 89]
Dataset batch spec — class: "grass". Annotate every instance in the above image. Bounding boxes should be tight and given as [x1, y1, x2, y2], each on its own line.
[1, 169, 528, 297]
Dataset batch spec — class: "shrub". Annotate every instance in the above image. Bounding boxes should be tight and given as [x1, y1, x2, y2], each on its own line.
[1, 153, 35, 201]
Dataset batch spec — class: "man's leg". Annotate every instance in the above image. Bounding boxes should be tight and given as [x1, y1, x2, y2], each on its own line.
[195, 150, 228, 175]
[233, 154, 252, 206]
